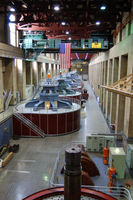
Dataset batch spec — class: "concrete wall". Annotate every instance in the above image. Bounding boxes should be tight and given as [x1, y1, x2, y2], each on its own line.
[0, 59, 4, 112]
[89, 29, 133, 138]
[0, 15, 59, 147]
[0, 56, 59, 108]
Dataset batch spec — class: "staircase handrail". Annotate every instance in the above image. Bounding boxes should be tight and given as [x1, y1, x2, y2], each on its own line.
[13, 112, 46, 138]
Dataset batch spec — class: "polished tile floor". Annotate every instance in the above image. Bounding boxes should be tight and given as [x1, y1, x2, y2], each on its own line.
[0, 83, 132, 200]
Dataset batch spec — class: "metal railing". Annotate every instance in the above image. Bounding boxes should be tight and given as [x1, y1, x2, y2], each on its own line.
[13, 112, 46, 138]
[14, 97, 81, 114]
[13, 98, 81, 136]
[50, 141, 132, 200]
[5, 90, 12, 110]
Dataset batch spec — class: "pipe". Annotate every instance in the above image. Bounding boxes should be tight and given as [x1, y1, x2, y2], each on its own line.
[64, 147, 81, 200]
[2, 152, 13, 167]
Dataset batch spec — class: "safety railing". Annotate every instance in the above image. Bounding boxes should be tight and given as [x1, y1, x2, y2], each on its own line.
[0, 106, 13, 123]
[50, 141, 132, 200]
[5, 90, 12, 110]
[13, 98, 81, 136]
[13, 112, 46, 138]
[14, 97, 81, 114]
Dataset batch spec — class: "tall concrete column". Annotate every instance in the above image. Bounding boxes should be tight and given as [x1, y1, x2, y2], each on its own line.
[127, 99, 133, 138]
[17, 59, 26, 100]
[116, 55, 127, 133]
[123, 53, 133, 138]
[124, 97, 131, 138]
[101, 62, 105, 109]
[32, 61, 38, 87]
[104, 61, 108, 114]
[40, 63, 43, 80]
[99, 62, 103, 106]
[94, 64, 97, 95]
[106, 59, 113, 120]
[3, 58, 17, 105]
[53, 64, 56, 77]
[57, 64, 60, 75]
[96, 64, 99, 95]
[38, 62, 42, 82]
[110, 57, 119, 124]
[97, 63, 101, 99]
[105, 60, 112, 118]
[42, 63, 46, 79]
[0, 59, 4, 111]
[26, 61, 32, 85]
[102, 62, 105, 111]
[55, 64, 58, 76]
[30, 62, 34, 85]
[48, 63, 52, 76]
[110, 93, 117, 125]
[12, 59, 17, 104]
[103, 61, 108, 113]
[51, 64, 54, 77]
[25, 61, 34, 97]
[46, 63, 49, 78]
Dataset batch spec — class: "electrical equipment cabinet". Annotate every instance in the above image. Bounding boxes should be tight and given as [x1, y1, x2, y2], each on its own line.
[126, 144, 133, 169]
[104, 136, 115, 148]
[0, 117, 12, 148]
[109, 147, 126, 179]
[86, 135, 104, 152]
[86, 135, 115, 152]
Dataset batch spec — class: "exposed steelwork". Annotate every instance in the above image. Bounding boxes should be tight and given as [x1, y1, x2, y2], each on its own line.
[0, 0, 131, 39]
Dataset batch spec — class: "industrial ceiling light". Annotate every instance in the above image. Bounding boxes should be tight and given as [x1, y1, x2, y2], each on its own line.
[100, 5, 106, 10]
[96, 21, 101, 25]
[10, 7, 15, 12]
[54, 5, 60, 11]
[66, 31, 69, 34]
[61, 21, 66, 25]
[22, 4, 27, 8]
[68, 37, 71, 40]
[9, 8, 15, 21]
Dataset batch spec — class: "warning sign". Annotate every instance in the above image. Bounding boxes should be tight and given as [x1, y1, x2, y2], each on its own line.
[92, 43, 101, 48]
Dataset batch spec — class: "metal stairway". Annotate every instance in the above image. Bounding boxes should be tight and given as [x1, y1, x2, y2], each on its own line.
[32, 84, 40, 99]
[5, 90, 12, 110]
[32, 79, 45, 99]
[13, 112, 46, 138]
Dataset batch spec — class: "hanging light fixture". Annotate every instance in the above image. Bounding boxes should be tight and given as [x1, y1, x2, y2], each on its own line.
[96, 21, 101, 25]
[61, 21, 66, 25]
[54, 5, 60, 11]
[65, 31, 69, 34]
[100, 5, 107, 10]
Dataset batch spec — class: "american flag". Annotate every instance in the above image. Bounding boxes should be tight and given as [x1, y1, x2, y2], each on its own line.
[59, 43, 71, 69]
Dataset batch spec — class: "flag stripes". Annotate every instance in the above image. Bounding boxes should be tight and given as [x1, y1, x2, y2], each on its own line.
[59, 43, 71, 69]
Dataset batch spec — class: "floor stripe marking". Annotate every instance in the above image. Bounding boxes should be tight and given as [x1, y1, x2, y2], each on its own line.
[7, 170, 31, 174]
[16, 159, 36, 163]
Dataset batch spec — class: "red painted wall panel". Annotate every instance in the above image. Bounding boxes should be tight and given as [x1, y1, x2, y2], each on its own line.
[13, 116, 22, 136]
[40, 114, 47, 134]
[57, 114, 66, 134]
[47, 114, 58, 134]
[66, 112, 73, 132]
[13, 109, 80, 137]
